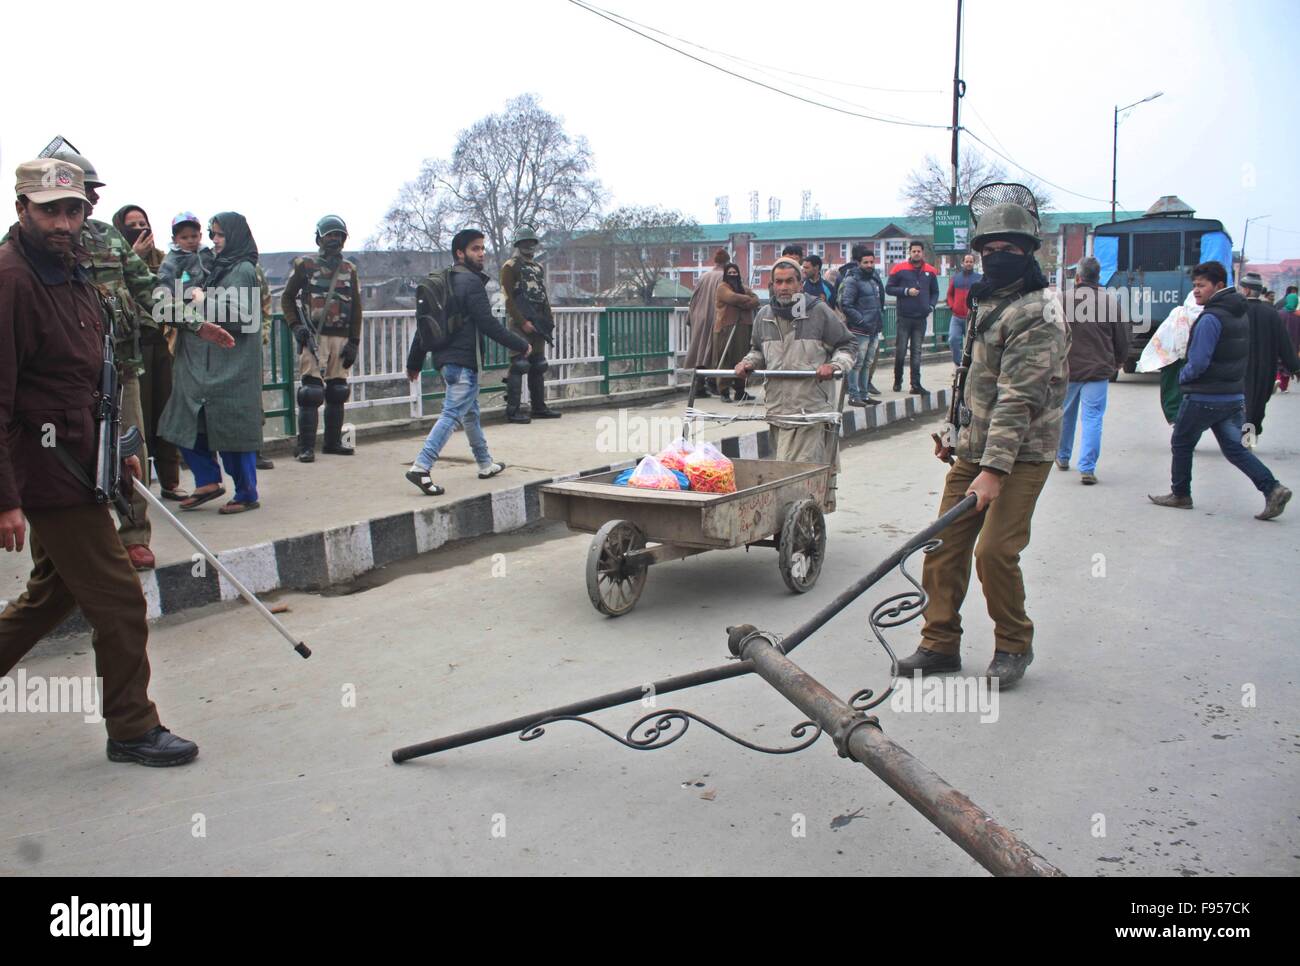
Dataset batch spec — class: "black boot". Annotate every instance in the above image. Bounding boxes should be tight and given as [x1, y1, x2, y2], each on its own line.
[107, 725, 198, 767]
[895, 647, 962, 675]
[296, 404, 319, 463]
[505, 370, 531, 423]
[528, 369, 562, 418]
[322, 402, 354, 455]
[693, 377, 713, 398]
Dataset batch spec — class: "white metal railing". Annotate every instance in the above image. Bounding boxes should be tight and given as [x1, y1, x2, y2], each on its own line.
[339, 306, 692, 420]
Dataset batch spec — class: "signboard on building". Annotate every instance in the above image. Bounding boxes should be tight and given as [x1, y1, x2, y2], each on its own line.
[933, 205, 971, 253]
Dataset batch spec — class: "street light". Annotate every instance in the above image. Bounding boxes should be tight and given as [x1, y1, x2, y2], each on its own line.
[1111, 91, 1164, 222]
[1241, 214, 1270, 281]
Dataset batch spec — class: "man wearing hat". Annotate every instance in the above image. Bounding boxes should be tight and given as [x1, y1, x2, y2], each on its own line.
[897, 194, 1069, 688]
[281, 215, 363, 461]
[1239, 270, 1300, 440]
[43, 143, 162, 570]
[0, 159, 199, 766]
[499, 225, 562, 423]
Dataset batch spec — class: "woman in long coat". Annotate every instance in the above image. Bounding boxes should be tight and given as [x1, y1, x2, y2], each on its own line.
[159, 212, 265, 513]
[713, 262, 759, 402]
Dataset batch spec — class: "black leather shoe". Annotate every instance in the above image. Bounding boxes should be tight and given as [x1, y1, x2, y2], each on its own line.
[507, 410, 532, 424]
[255, 454, 275, 470]
[910, 385, 928, 395]
[322, 442, 354, 456]
[896, 647, 961, 675]
[892, 382, 903, 393]
[107, 725, 198, 767]
[986, 649, 1033, 688]
[529, 408, 562, 419]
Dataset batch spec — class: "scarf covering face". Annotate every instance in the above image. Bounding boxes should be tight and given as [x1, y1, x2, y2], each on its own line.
[112, 203, 150, 243]
[206, 211, 259, 287]
[969, 250, 1048, 302]
[722, 262, 743, 294]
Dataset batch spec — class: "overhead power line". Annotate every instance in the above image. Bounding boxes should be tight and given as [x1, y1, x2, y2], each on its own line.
[567, 0, 951, 130]
[962, 127, 1115, 206]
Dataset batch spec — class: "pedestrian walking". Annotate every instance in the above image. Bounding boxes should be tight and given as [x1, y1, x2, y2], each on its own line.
[713, 262, 759, 402]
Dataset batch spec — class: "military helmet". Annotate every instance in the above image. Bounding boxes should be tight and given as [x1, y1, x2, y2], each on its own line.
[315, 214, 348, 239]
[970, 202, 1041, 252]
[48, 145, 104, 188]
[512, 224, 540, 247]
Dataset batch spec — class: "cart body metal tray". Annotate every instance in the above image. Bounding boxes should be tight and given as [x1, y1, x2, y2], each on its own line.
[541, 458, 832, 550]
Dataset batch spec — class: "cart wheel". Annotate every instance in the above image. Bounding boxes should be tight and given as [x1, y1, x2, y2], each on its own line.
[778, 499, 826, 593]
[586, 520, 648, 617]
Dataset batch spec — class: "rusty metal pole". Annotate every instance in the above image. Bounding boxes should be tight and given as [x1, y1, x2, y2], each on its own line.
[731, 628, 1064, 877]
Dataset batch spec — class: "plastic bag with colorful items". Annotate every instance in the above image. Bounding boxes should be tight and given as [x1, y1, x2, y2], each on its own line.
[654, 437, 695, 473]
[621, 454, 688, 491]
[683, 441, 737, 494]
[1138, 290, 1202, 372]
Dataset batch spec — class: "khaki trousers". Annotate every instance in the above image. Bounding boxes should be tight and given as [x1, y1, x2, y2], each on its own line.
[116, 373, 151, 547]
[919, 458, 1052, 656]
[0, 504, 161, 740]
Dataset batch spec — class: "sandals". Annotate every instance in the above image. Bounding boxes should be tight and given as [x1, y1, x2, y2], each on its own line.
[179, 487, 226, 510]
[218, 500, 260, 515]
[405, 469, 445, 496]
[160, 487, 190, 501]
[477, 461, 506, 479]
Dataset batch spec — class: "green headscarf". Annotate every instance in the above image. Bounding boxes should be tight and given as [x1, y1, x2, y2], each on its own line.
[207, 211, 259, 287]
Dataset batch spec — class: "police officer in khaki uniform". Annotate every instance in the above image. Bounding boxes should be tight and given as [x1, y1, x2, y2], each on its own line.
[897, 192, 1068, 688]
[499, 225, 561, 423]
[0, 159, 198, 766]
[281, 215, 362, 461]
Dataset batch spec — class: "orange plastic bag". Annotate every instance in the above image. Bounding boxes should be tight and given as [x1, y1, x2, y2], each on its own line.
[683, 441, 736, 494]
[655, 437, 695, 473]
[626, 454, 684, 491]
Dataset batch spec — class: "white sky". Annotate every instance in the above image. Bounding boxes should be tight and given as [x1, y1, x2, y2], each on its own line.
[4, 0, 1298, 259]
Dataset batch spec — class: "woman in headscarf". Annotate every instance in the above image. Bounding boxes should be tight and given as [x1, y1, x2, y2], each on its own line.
[158, 212, 265, 513]
[713, 262, 759, 402]
[113, 204, 187, 498]
[112, 204, 165, 270]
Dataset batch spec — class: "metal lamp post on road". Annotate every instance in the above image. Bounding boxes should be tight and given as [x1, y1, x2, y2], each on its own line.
[1111, 92, 1163, 222]
[1240, 214, 1270, 281]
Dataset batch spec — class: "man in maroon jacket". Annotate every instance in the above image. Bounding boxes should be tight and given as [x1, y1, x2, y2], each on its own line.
[0, 159, 198, 766]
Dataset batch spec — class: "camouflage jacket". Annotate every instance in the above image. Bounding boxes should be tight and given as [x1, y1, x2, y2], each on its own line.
[956, 282, 1069, 473]
[500, 255, 553, 329]
[78, 218, 158, 375]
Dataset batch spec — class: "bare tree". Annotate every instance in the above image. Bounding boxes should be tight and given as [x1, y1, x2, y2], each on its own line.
[373, 94, 605, 268]
[597, 206, 701, 303]
[899, 149, 1054, 217]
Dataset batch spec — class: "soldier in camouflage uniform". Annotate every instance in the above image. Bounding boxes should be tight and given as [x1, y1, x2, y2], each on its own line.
[50, 144, 160, 571]
[281, 215, 362, 461]
[499, 225, 561, 423]
[897, 198, 1069, 688]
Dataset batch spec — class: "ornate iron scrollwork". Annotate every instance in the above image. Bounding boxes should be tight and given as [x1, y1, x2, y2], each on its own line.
[520, 709, 822, 754]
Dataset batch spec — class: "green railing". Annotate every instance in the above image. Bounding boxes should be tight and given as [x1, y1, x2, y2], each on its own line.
[599, 306, 674, 394]
[263, 313, 298, 436]
[879, 305, 953, 354]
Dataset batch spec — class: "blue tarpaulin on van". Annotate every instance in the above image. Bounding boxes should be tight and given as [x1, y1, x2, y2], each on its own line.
[1199, 231, 1233, 285]
[1094, 235, 1119, 283]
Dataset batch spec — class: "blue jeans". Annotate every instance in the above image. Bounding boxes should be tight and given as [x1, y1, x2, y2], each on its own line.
[1169, 398, 1277, 498]
[1057, 380, 1109, 473]
[847, 332, 879, 399]
[180, 434, 258, 503]
[413, 364, 491, 471]
[948, 316, 967, 366]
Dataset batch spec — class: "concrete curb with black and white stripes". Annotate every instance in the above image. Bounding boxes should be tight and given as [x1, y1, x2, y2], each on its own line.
[46, 389, 948, 635]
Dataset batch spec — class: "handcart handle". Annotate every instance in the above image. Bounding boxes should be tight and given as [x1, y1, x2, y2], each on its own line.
[693, 368, 843, 379]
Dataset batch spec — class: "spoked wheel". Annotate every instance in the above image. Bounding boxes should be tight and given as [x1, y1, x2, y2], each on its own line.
[777, 499, 826, 593]
[586, 520, 648, 617]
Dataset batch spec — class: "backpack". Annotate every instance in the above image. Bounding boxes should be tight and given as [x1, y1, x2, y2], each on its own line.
[414, 267, 459, 353]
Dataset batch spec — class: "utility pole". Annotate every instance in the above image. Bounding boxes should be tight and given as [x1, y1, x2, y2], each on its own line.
[950, 0, 963, 206]
[1241, 214, 1270, 280]
[1111, 92, 1163, 222]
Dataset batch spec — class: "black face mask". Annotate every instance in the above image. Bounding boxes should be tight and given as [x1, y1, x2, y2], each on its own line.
[122, 225, 148, 245]
[982, 251, 1032, 288]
